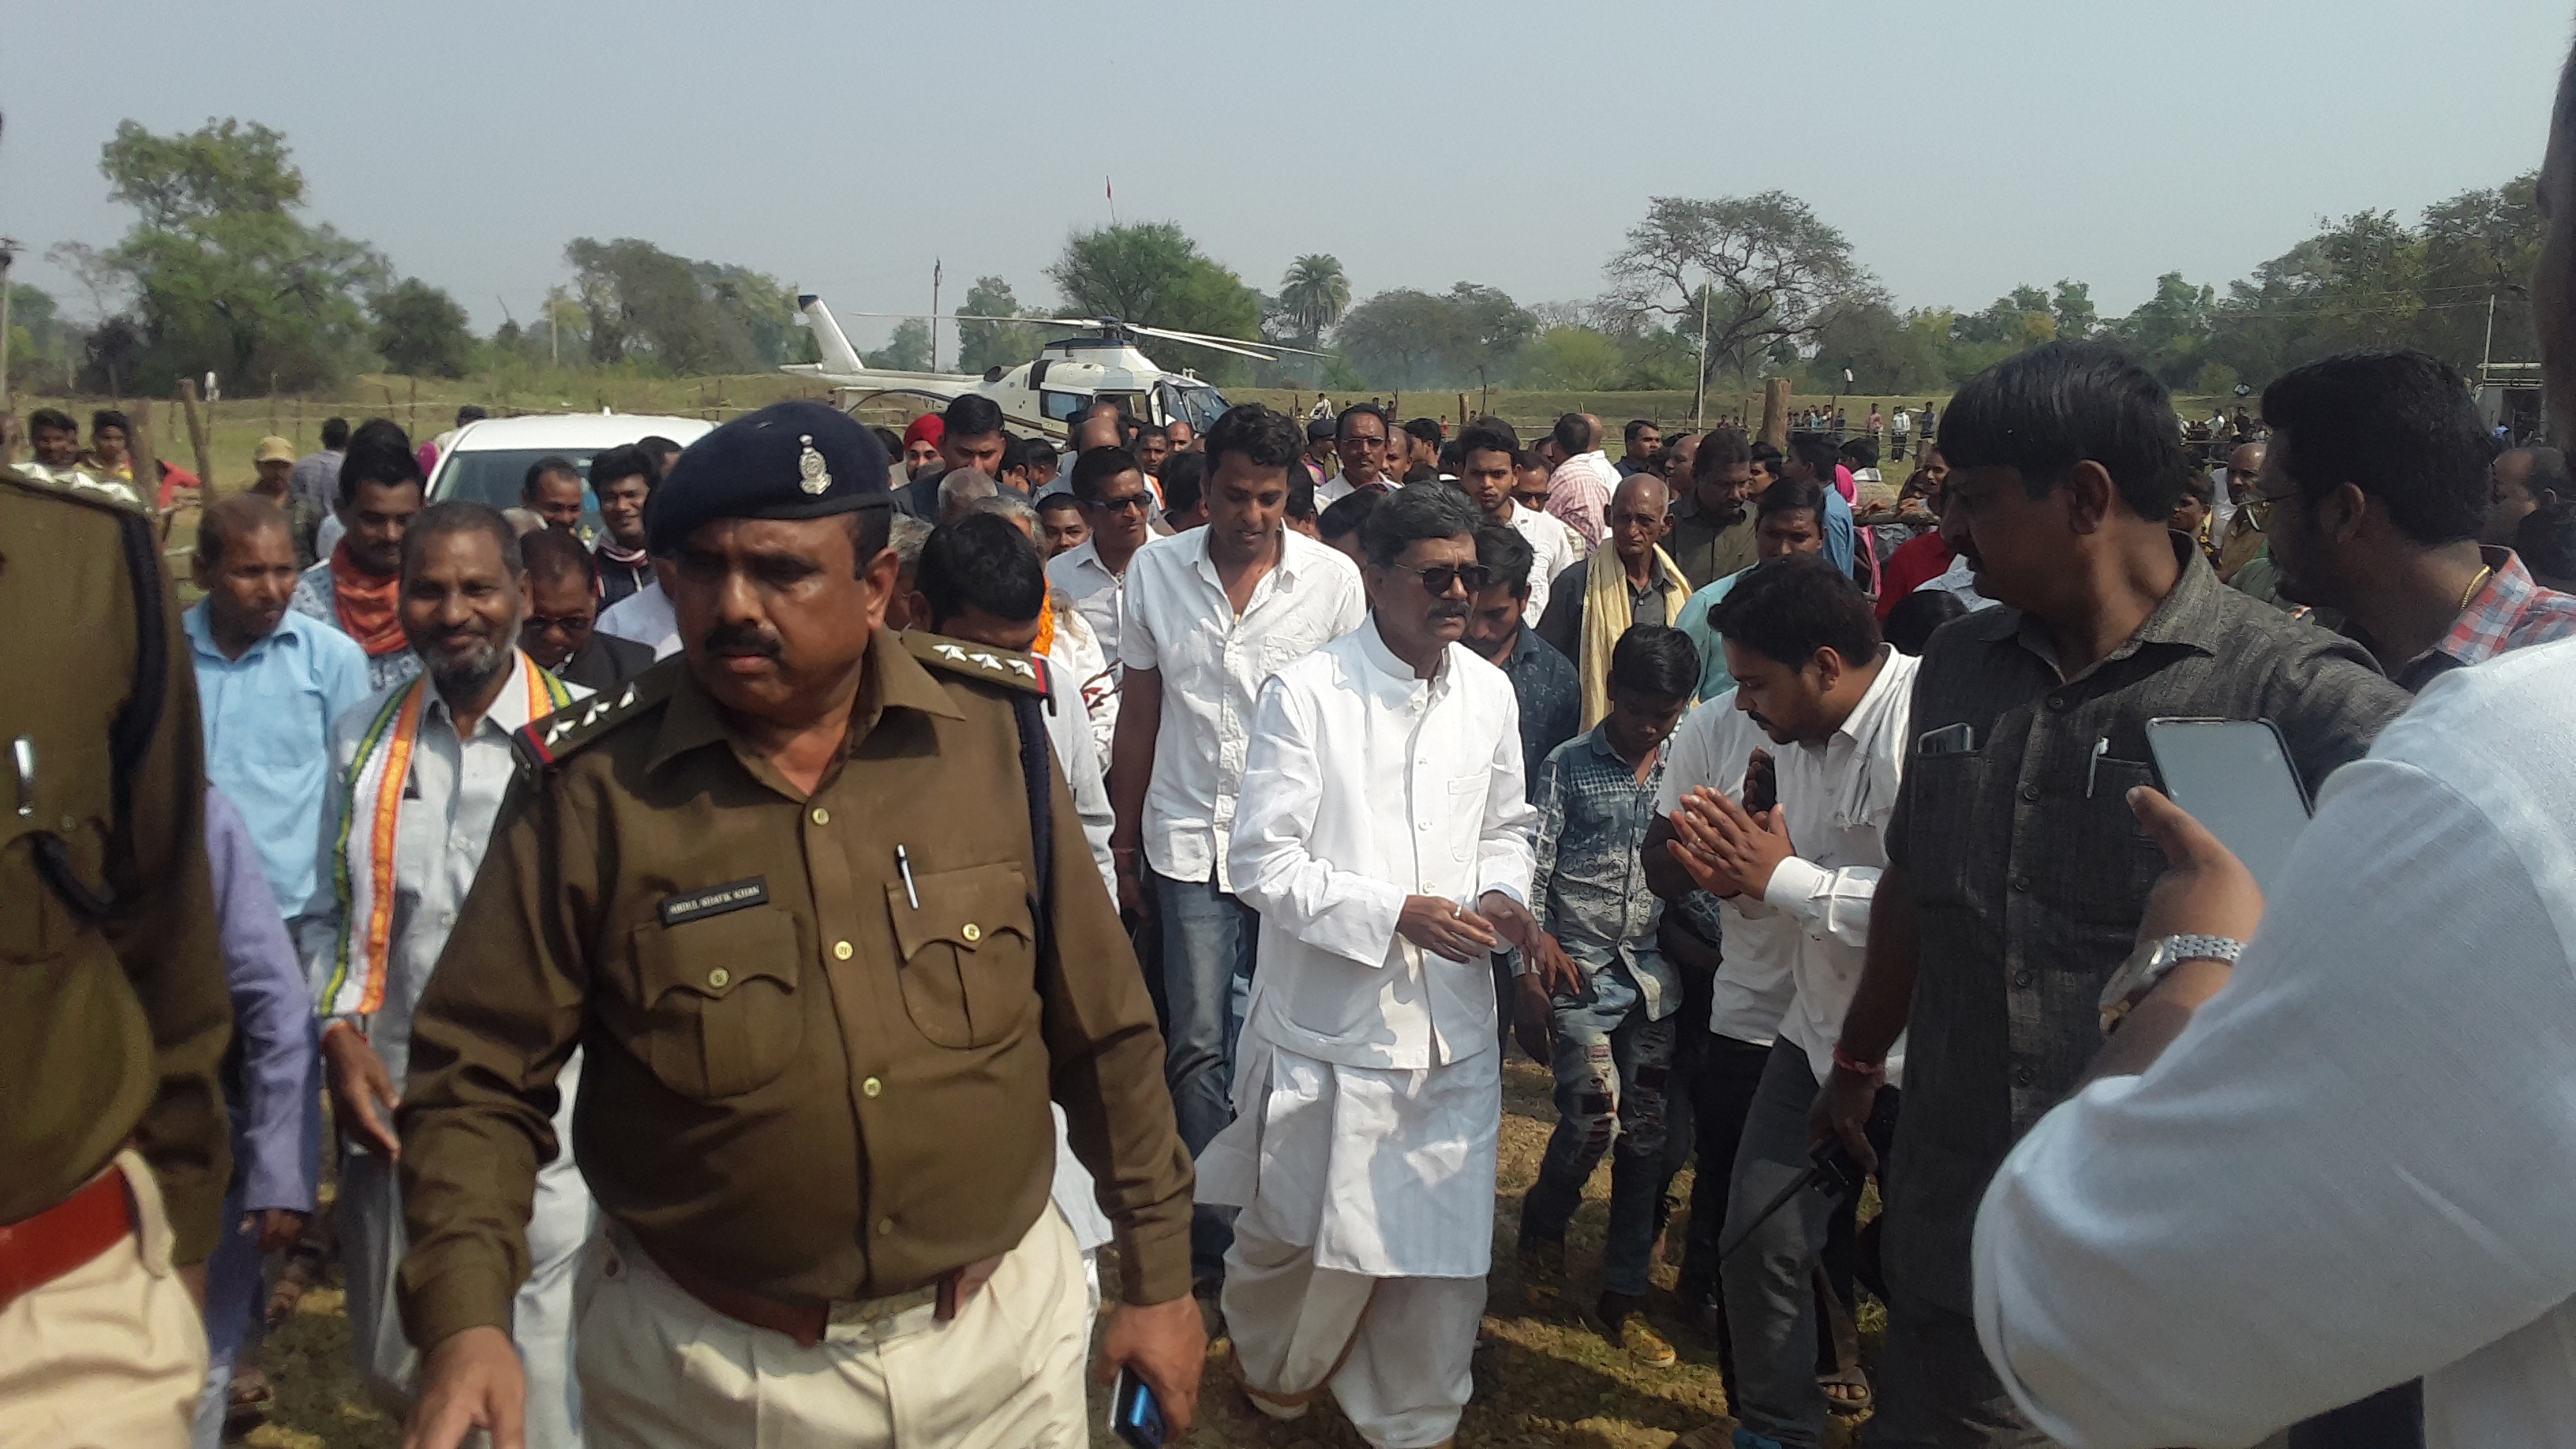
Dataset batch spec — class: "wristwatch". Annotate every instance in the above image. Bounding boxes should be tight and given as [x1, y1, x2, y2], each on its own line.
[2098, 934, 2244, 1034]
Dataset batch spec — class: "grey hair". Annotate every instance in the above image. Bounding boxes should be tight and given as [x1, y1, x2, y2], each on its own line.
[888, 512, 934, 568]
[968, 491, 1038, 530]
[936, 468, 999, 524]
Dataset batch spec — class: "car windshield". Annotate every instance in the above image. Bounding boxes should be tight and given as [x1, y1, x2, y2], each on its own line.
[1177, 385, 1229, 434]
[430, 447, 605, 530]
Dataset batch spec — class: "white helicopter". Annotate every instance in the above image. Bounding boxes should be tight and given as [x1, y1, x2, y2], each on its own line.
[783, 294, 1320, 440]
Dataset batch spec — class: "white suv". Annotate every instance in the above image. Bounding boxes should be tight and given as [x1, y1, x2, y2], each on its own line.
[422, 412, 715, 525]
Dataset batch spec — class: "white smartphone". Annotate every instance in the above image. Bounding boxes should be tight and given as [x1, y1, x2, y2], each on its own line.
[2143, 717, 2312, 892]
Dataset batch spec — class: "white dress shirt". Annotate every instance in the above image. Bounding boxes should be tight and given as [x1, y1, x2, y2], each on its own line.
[1315, 470, 1379, 507]
[1972, 640, 2576, 1449]
[299, 654, 591, 1087]
[1227, 620, 1537, 1073]
[1657, 691, 1797, 1046]
[596, 579, 680, 660]
[1046, 538, 1129, 668]
[1046, 597, 1118, 769]
[1728, 650, 1915, 1084]
[1507, 501, 1579, 622]
[1121, 526, 1366, 891]
[1037, 646, 1117, 903]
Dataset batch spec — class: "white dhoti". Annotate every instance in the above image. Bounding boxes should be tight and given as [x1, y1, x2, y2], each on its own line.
[1199, 1032, 1500, 1449]
[343, 1048, 596, 1447]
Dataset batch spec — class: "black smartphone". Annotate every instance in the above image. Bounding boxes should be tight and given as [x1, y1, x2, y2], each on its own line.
[1108, 1366, 1167, 1449]
[2144, 717, 2313, 892]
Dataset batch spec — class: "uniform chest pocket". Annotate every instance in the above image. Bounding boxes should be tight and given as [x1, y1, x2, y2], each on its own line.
[628, 906, 806, 1099]
[886, 862, 1038, 1050]
[0, 735, 113, 964]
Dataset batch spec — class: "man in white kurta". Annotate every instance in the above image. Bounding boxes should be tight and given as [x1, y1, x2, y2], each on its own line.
[298, 512, 596, 1447]
[1201, 483, 1562, 1449]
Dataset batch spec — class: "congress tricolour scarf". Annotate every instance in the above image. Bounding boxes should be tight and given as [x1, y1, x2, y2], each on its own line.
[320, 656, 573, 1018]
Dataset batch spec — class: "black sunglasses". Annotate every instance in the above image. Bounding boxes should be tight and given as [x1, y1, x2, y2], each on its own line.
[1089, 493, 1151, 514]
[1384, 561, 1492, 595]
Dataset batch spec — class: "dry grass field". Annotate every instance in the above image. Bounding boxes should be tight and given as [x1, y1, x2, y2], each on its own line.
[230, 1056, 1871, 1448]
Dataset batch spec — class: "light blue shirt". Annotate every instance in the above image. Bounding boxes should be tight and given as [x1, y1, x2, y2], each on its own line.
[1824, 485, 1857, 575]
[1678, 567, 1747, 702]
[186, 601, 373, 919]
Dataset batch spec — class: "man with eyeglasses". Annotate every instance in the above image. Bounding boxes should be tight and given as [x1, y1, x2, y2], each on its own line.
[1316, 403, 1395, 507]
[518, 529, 656, 691]
[1048, 447, 1159, 675]
[1108, 406, 1366, 1324]
[1204, 481, 1576, 1449]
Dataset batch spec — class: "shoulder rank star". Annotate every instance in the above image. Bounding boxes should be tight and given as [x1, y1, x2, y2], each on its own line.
[797, 435, 831, 495]
[932, 640, 1038, 680]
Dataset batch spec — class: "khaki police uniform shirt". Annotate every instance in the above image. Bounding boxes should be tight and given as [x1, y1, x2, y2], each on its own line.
[395, 628, 1193, 1350]
[0, 470, 232, 1261]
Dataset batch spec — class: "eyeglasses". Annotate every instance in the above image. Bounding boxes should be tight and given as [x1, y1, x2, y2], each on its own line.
[523, 613, 593, 636]
[1383, 562, 1493, 595]
[1090, 494, 1151, 514]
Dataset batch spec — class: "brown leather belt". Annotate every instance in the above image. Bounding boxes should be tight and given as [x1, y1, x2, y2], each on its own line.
[638, 1240, 1005, 1349]
[0, 1169, 132, 1309]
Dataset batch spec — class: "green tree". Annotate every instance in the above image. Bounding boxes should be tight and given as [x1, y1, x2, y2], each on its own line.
[1046, 222, 1264, 343]
[564, 237, 772, 373]
[864, 319, 930, 371]
[2051, 280, 2098, 341]
[1277, 254, 1351, 347]
[1334, 283, 1537, 389]
[91, 118, 388, 390]
[1807, 297, 1948, 395]
[1515, 326, 1625, 389]
[1604, 193, 1867, 386]
[2107, 271, 2220, 388]
[2417, 174, 2542, 369]
[369, 278, 472, 378]
[957, 275, 1043, 376]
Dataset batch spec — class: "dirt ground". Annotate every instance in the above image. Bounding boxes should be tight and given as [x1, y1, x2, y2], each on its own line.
[238, 1057, 1872, 1448]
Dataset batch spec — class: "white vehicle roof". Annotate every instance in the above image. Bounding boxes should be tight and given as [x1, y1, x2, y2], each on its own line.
[440, 412, 714, 454]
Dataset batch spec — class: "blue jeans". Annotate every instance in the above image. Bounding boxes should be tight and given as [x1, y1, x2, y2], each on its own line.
[1151, 868, 1257, 1282]
[1517, 964, 1676, 1298]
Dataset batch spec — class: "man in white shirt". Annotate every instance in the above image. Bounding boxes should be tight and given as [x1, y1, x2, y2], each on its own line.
[1544, 412, 1619, 553]
[1108, 404, 1368, 1296]
[298, 505, 593, 1448]
[1315, 403, 1395, 507]
[1201, 481, 1571, 1449]
[1455, 421, 1576, 620]
[1046, 446, 1155, 754]
[1664, 557, 1915, 1449]
[1643, 681, 1803, 1361]
[593, 571, 680, 659]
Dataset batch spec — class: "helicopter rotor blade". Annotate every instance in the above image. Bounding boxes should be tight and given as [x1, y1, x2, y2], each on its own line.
[1134, 324, 1327, 359]
[1124, 326, 1279, 361]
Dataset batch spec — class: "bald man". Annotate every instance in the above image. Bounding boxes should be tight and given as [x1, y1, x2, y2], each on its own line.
[1536, 473, 1691, 726]
[2213, 442, 2270, 581]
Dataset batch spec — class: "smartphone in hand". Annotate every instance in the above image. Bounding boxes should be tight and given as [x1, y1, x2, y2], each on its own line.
[1108, 1366, 1167, 1449]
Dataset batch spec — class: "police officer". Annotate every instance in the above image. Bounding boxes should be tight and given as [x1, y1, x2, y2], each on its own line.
[396, 400, 1203, 1449]
[0, 468, 234, 1445]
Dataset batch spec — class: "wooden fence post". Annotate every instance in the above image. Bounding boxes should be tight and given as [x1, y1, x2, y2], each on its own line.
[1760, 378, 1791, 449]
[178, 379, 215, 497]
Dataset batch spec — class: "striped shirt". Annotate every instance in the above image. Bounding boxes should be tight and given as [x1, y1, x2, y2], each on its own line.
[2392, 546, 2576, 692]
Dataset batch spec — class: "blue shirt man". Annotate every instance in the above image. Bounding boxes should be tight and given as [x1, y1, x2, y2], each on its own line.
[187, 495, 373, 921]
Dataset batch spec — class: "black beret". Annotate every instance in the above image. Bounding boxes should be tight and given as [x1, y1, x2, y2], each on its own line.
[646, 399, 890, 553]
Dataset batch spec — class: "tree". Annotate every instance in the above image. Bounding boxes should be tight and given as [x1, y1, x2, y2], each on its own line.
[370, 278, 472, 378]
[1603, 193, 1867, 386]
[1807, 297, 1948, 395]
[564, 237, 783, 373]
[957, 275, 1043, 376]
[2051, 280, 2098, 341]
[1515, 326, 1625, 390]
[1046, 223, 1264, 342]
[864, 319, 930, 372]
[1277, 254, 1351, 347]
[2106, 271, 2219, 388]
[1334, 283, 1538, 389]
[88, 118, 388, 390]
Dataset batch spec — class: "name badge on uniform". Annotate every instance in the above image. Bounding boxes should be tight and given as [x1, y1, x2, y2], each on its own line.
[658, 877, 769, 927]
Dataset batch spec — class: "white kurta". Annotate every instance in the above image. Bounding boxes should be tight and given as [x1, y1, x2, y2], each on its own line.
[1199, 620, 1535, 1280]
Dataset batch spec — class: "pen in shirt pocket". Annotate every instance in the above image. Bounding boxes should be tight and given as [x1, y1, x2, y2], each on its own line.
[2085, 736, 2110, 799]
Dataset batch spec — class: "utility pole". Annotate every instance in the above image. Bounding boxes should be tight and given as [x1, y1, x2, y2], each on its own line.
[930, 259, 943, 373]
[1692, 284, 1712, 430]
[2481, 292, 2498, 380]
[0, 238, 18, 411]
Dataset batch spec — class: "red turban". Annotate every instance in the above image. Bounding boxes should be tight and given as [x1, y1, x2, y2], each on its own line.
[902, 414, 945, 448]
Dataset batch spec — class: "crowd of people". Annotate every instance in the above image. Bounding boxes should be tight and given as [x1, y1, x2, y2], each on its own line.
[19, 66, 2576, 1449]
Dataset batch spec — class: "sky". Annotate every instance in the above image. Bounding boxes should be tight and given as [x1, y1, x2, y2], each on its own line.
[5, 0, 2570, 358]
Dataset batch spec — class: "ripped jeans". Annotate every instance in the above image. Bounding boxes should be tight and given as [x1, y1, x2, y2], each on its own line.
[1516, 963, 1676, 1298]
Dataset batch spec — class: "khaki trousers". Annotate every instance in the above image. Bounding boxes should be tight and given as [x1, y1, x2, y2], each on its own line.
[576, 1208, 1090, 1449]
[0, 1151, 208, 1449]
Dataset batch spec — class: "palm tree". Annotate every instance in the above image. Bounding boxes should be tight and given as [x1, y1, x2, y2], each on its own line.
[1279, 254, 1351, 349]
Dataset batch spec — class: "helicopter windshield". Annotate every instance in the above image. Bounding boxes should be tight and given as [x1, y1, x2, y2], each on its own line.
[1159, 382, 1230, 435]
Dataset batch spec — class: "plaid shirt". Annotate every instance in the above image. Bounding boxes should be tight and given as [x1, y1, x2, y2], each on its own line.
[1530, 724, 1680, 1019]
[2394, 547, 2576, 693]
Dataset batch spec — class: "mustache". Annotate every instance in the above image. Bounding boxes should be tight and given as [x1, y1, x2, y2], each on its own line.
[702, 623, 784, 658]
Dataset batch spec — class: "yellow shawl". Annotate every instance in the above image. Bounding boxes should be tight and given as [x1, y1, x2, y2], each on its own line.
[1578, 541, 1692, 728]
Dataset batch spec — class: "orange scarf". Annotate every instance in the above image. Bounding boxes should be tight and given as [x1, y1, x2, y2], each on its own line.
[328, 541, 408, 657]
[1034, 599, 1057, 659]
